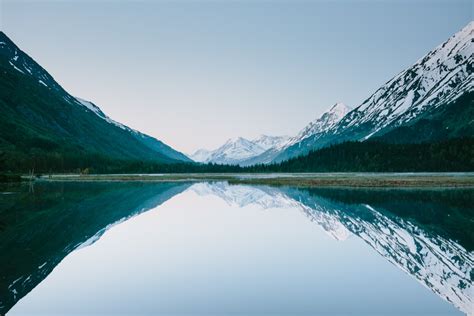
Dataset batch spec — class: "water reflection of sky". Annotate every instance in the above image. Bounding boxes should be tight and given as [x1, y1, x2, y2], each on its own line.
[9, 183, 464, 316]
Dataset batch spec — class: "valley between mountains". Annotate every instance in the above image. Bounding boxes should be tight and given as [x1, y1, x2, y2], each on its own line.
[0, 22, 473, 174]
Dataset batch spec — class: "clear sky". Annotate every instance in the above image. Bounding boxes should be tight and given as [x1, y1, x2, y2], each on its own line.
[0, 0, 471, 153]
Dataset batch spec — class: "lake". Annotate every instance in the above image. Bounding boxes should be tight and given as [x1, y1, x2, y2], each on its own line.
[0, 181, 472, 315]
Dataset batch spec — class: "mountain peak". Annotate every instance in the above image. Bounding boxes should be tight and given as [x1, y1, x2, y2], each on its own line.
[288, 102, 352, 145]
[252, 134, 290, 150]
[223, 137, 251, 146]
[346, 21, 473, 137]
[267, 21, 473, 164]
[0, 31, 14, 46]
[0, 30, 191, 165]
[328, 102, 351, 118]
[0, 31, 64, 92]
[189, 134, 290, 165]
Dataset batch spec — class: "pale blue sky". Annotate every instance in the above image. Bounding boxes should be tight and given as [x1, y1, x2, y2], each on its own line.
[0, 0, 472, 153]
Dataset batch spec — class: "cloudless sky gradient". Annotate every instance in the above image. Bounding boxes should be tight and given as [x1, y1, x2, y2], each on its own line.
[0, 0, 471, 153]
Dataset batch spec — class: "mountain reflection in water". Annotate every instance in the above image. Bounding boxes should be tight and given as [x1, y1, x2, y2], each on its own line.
[192, 183, 473, 314]
[0, 181, 192, 314]
[0, 181, 472, 315]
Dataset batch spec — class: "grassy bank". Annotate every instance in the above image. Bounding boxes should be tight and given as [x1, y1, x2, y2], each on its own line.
[35, 173, 474, 188]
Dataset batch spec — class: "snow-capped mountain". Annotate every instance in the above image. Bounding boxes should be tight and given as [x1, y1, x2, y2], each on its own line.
[272, 22, 473, 162]
[190, 137, 265, 164]
[286, 102, 352, 148]
[334, 21, 473, 138]
[240, 103, 351, 165]
[188, 149, 213, 163]
[189, 135, 289, 165]
[252, 135, 290, 150]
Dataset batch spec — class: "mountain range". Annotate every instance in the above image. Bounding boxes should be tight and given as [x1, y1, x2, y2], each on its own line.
[268, 20, 473, 163]
[192, 22, 473, 166]
[240, 102, 352, 165]
[0, 31, 190, 173]
[0, 22, 472, 172]
[189, 135, 289, 165]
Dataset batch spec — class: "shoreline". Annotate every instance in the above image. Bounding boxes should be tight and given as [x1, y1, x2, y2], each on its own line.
[28, 172, 474, 188]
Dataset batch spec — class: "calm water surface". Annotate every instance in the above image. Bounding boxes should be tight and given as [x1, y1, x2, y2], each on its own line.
[0, 181, 472, 315]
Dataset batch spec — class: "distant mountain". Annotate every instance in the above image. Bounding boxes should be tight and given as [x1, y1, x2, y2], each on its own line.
[188, 148, 213, 163]
[241, 103, 351, 165]
[0, 31, 190, 172]
[189, 135, 289, 165]
[252, 135, 290, 150]
[271, 22, 473, 163]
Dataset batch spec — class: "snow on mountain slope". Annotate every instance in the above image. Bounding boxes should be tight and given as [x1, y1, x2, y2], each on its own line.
[283, 102, 352, 149]
[74, 97, 191, 161]
[189, 135, 289, 165]
[252, 135, 289, 150]
[188, 149, 213, 163]
[75, 97, 129, 131]
[205, 137, 266, 165]
[271, 22, 474, 163]
[338, 21, 473, 138]
[240, 103, 351, 166]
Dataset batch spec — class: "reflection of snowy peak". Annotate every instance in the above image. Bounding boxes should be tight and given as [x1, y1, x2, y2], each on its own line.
[190, 182, 352, 241]
[354, 204, 473, 314]
[190, 182, 299, 210]
[295, 199, 353, 241]
[284, 189, 473, 315]
[190, 183, 472, 315]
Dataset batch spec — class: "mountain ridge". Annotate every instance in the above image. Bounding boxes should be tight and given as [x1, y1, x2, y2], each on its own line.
[189, 135, 289, 165]
[0, 31, 191, 172]
[271, 22, 473, 163]
[240, 103, 351, 166]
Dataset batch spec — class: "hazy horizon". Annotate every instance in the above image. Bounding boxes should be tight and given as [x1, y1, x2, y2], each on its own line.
[1, 0, 471, 153]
